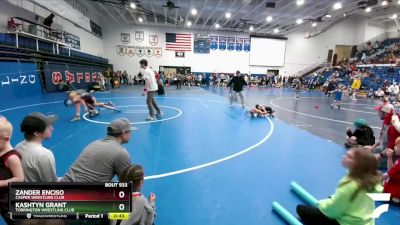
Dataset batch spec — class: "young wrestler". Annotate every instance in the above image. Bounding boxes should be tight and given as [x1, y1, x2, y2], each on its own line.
[331, 85, 344, 109]
[65, 91, 120, 122]
[250, 105, 275, 118]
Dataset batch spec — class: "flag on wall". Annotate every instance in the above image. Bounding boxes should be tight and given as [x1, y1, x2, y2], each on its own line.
[235, 37, 243, 51]
[210, 36, 218, 50]
[244, 38, 251, 52]
[227, 37, 235, 51]
[165, 33, 192, 51]
[219, 36, 227, 50]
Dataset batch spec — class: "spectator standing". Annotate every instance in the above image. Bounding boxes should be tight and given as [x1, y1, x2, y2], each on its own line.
[140, 59, 162, 121]
[227, 70, 247, 108]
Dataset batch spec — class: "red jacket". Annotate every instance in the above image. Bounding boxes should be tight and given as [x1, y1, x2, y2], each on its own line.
[384, 159, 400, 198]
[382, 112, 400, 149]
[387, 125, 400, 149]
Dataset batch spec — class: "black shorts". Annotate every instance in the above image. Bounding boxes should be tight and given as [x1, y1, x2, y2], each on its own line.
[82, 94, 95, 106]
[265, 107, 274, 114]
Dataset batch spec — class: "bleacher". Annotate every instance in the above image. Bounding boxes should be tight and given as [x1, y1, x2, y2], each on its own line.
[303, 34, 400, 91]
[304, 66, 400, 91]
[356, 38, 400, 60]
[0, 32, 108, 64]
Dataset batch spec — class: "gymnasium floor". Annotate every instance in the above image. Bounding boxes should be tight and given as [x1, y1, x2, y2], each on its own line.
[0, 85, 399, 225]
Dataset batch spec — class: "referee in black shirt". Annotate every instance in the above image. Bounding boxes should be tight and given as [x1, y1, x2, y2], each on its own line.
[228, 70, 247, 108]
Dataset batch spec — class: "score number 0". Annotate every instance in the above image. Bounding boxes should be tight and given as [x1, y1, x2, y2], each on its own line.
[118, 191, 126, 211]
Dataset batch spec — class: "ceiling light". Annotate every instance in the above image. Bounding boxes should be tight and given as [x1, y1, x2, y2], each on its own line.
[138, 17, 143, 23]
[186, 21, 192, 27]
[296, 0, 305, 6]
[398, 0, 400, 4]
[382, 0, 388, 6]
[274, 28, 279, 33]
[391, 14, 398, 19]
[312, 22, 317, 27]
[249, 26, 254, 31]
[325, 14, 332, 18]
[365, 7, 371, 13]
[296, 18, 303, 24]
[191, 8, 197, 16]
[266, 16, 273, 22]
[130, 2, 136, 9]
[215, 23, 220, 29]
[333, 2, 342, 10]
[225, 12, 232, 19]
[343, 13, 346, 17]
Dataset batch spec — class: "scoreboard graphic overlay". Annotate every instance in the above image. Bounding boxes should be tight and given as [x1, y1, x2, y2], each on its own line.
[9, 183, 132, 220]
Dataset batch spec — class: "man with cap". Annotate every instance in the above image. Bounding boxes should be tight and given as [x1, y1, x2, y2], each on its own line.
[227, 70, 247, 108]
[61, 118, 135, 182]
[15, 112, 58, 182]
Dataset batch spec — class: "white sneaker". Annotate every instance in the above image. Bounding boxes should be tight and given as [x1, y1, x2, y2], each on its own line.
[70, 116, 81, 122]
[146, 116, 156, 121]
[156, 111, 163, 118]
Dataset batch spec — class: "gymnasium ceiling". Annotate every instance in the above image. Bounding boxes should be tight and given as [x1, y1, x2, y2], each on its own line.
[84, 0, 400, 36]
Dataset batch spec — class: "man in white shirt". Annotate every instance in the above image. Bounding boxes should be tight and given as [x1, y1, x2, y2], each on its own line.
[140, 59, 162, 121]
[16, 112, 58, 182]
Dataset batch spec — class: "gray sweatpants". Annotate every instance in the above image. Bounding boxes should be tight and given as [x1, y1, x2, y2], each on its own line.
[147, 91, 161, 117]
[230, 91, 244, 106]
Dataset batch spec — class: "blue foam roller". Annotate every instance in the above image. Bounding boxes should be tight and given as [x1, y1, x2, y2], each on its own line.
[272, 201, 303, 225]
[290, 181, 318, 206]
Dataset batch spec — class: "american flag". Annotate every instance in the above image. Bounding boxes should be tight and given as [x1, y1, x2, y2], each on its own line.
[165, 33, 192, 52]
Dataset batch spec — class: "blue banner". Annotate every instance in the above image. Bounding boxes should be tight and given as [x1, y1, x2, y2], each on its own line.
[210, 36, 218, 50]
[0, 61, 42, 102]
[227, 37, 235, 51]
[194, 33, 210, 54]
[44, 62, 106, 92]
[235, 37, 243, 51]
[244, 38, 251, 52]
[219, 36, 227, 51]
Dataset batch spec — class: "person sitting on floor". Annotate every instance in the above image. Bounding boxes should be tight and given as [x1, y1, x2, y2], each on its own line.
[345, 119, 375, 148]
[58, 79, 75, 92]
[297, 147, 382, 225]
[87, 79, 102, 92]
